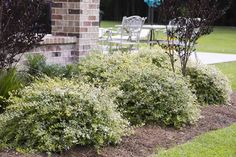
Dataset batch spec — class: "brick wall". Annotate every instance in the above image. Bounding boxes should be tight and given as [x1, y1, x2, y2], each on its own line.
[51, 0, 100, 58]
[22, 0, 100, 66]
[21, 35, 77, 66]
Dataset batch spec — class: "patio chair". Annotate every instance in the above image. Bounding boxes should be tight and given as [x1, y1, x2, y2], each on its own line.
[140, 29, 152, 41]
[108, 16, 146, 51]
[98, 28, 112, 52]
[158, 17, 201, 62]
[167, 17, 201, 40]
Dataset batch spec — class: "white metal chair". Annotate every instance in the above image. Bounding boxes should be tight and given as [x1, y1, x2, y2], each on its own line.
[159, 18, 201, 55]
[167, 17, 201, 40]
[158, 17, 202, 64]
[140, 29, 152, 41]
[108, 16, 146, 51]
[98, 28, 112, 52]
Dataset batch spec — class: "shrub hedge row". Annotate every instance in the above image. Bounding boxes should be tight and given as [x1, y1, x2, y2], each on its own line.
[0, 47, 232, 153]
[186, 65, 232, 105]
[78, 51, 200, 126]
[0, 78, 129, 152]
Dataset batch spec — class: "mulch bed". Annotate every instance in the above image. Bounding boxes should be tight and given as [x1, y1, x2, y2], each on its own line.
[1, 93, 236, 157]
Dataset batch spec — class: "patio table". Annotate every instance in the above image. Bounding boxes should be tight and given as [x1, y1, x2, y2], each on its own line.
[141, 25, 166, 45]
[115, 24, 168, 46]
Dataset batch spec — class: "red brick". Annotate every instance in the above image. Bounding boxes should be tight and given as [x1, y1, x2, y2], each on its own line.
[83, 21, 91, 26]
[88, 16, 96, 20]
[52, 15, 62, 20]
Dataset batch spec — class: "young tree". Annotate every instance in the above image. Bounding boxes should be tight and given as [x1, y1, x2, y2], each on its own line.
[0, 0, 46, 69]
[158, 0, 232, 76]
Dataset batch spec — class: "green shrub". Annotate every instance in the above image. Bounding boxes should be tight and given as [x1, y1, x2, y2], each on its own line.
[0, 77, 129, 153]
[25, 54, 77, 79]
[78, 50, 200, 127]
[111, 64, 200, 127]
[41, 64, 76, 78]
[0, 69, 22, 113]
[25, 53, 47, 77]
[78, 48, 171, 84]
[135, 47, 172, 70]
[186, 65, 232, 105]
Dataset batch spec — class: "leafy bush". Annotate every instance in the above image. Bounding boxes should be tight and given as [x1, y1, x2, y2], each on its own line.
[111, 64, 200, 127]
[25, 53, 47, 76]
[25, 54, 77, 79]
[186, 65, 232, 105]
[0, 69, 22, 113]
[42, 64, 76, 78]
[78, 48, 171, 84]
[0, 77, 129, 153]
[78, 50, 200, 127]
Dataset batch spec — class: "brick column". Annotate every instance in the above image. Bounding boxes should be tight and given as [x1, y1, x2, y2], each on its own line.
[51, 0, 100, 58]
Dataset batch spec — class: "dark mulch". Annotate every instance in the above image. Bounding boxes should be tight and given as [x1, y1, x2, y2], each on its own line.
[1, 93, 236, 157]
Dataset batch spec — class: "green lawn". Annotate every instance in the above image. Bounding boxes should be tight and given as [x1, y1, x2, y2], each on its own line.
[101, 21, 236, 54]
[101, 21, 120, 28]
[155, 124, 236, 157]
[215, 62, 236, 91]
[197, 27, 236, 54]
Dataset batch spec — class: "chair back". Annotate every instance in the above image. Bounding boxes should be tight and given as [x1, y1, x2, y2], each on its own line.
[99, 28, 107, 38]
[121, 16, 146, 42]
[167, 17, 201, 41]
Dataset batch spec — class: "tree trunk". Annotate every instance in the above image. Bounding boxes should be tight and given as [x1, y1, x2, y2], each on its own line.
[0, 0, 3, 40]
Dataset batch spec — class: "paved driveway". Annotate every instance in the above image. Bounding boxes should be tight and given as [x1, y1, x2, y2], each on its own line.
[191, 52, 236, 64]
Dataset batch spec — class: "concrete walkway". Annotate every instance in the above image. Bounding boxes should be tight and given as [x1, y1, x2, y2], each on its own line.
[190, 52, 236, 64]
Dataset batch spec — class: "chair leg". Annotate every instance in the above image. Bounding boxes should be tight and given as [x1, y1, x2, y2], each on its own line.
[129, 45, 132, 52]
[194, 51, 200, 64]
[109, 42, 113, 53]
[119, 44, 123, 50]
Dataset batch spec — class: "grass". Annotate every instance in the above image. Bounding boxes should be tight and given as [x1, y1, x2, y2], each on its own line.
[100, 21, 120, 28]
[155, 124, 236, 157]
[215, 61, 236, 91]
[101, 21, 236, 54]
[197, 27, 236, 54]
